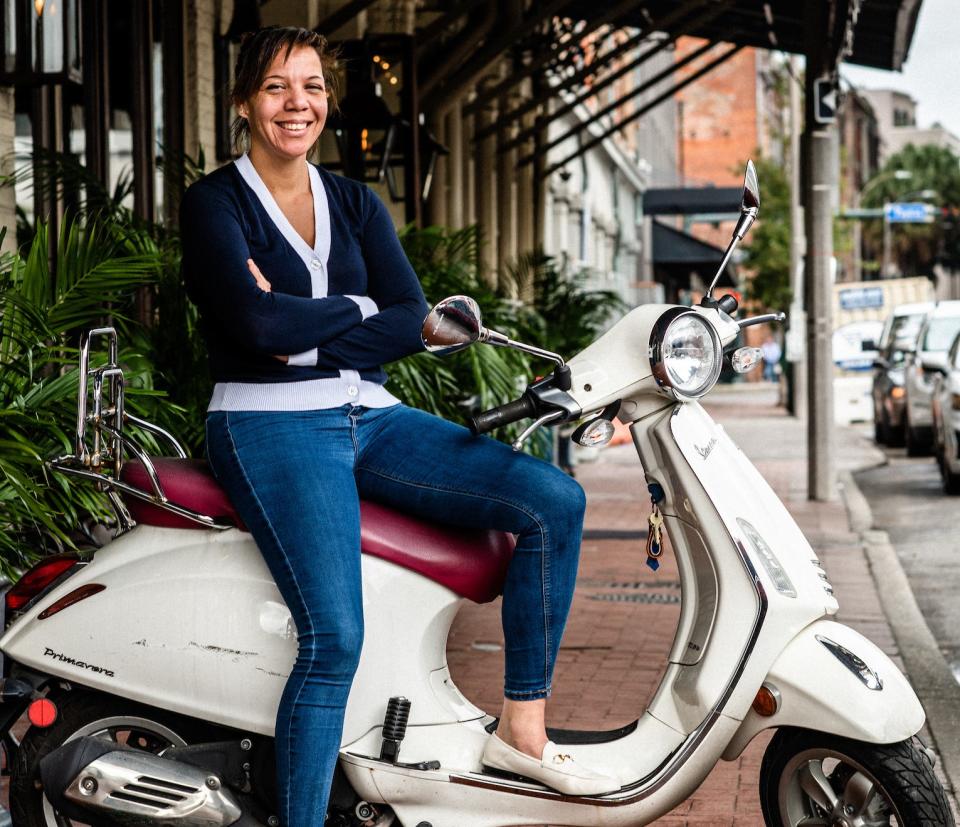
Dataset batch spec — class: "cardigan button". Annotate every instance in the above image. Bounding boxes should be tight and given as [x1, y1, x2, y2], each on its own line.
[347, 385, 359, 397]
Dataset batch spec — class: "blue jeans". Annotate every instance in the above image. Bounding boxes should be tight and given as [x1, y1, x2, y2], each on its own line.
[205, 404, 586, 826]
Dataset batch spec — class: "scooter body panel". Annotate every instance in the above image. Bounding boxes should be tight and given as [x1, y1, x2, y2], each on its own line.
[0, 526, 478, 741]
[341, 712, 742, 827]
[722, 619, 926, 759]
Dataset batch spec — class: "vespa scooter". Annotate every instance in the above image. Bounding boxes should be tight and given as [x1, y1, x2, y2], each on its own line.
[0, 162, 950, 827]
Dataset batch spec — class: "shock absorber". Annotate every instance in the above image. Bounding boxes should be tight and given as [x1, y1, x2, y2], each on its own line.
[379, 696, 411, 763]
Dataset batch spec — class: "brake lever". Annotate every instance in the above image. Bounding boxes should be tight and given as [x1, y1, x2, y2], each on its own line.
[511, 410, 564, 452]
[738, 312, 786, 329]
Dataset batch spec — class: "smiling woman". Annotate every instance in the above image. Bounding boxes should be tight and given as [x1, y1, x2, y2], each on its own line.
[178, 24, 615, 827]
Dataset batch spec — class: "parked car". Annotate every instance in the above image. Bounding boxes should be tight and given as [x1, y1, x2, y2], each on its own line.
[834, 319, 884, 425]
[872, 301, 934, 445]
[931, 330, 960, 492]
[904, 301, 960, 455]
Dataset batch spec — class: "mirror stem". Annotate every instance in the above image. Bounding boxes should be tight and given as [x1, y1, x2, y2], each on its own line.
[481, 330, 566, 367]
[704, 236, 739, 301]
[704, 208, 757, 300]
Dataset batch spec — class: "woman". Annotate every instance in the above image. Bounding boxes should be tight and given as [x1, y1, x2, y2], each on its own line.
[179, 25, 617, 827]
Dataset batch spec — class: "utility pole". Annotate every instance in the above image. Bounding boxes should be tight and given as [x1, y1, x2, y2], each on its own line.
[804, 4, 837, 502]
[787, 55, 806, 421]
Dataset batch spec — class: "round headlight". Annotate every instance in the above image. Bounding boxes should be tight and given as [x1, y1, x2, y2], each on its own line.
[650, 309, 723, 398]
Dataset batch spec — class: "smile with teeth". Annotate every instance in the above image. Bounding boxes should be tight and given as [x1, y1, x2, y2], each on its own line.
[278, 122, 311, 132]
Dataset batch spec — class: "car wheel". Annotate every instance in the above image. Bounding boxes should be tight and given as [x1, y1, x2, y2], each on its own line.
[887, 411, 905, 447]
[874, 416, 886, 445]
[905, 411, 930, 457]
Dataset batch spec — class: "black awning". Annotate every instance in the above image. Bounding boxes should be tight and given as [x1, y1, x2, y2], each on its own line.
[644, 186, 742, 217]
[652, 219, 735, 277]
[564, 0, 923, 71]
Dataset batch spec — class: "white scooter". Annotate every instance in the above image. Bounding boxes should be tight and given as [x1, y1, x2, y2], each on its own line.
[0, 163, 950, 827]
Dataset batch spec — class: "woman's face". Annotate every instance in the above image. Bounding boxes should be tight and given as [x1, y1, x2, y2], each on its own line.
[240, 45, 328, 163]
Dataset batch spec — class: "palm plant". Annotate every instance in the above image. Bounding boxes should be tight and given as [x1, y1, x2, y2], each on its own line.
[0, 217, 171, 575]
[391, 225, 534, 432]
[5, 147, 213, 455]
[506, 251, 627, 360]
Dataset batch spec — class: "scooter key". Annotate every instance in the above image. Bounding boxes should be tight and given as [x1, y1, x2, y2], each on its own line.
[646, 508, 664, 571]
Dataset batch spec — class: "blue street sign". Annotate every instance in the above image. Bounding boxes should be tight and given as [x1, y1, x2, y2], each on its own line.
[885, 202, 935, 223]
[839, 287, 885, 310]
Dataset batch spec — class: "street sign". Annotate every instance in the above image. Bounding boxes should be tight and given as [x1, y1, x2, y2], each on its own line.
[885, 202, 935, 223]
[814, 78, 837, 124]
[839, 287, 885, 311]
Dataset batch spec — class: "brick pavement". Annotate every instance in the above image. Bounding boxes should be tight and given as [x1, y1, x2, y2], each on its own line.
[446, 386, 957, 825]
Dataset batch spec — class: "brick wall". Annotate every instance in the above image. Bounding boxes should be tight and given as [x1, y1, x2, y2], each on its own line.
[675, 39, 762, 252]
[676, 38, 759, 189]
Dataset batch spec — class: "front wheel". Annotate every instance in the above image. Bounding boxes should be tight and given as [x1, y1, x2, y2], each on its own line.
[759, 728, 953, 826]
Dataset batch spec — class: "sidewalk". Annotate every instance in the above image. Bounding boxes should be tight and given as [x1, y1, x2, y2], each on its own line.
[446, 383, 959, 824]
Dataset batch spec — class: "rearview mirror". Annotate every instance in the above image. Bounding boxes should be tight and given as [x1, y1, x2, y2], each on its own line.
[742, 159, 760, 212]
[421, 295, 482, 356]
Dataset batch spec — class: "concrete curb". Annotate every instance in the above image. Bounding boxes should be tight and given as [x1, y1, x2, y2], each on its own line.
[839, 469, 960, 802]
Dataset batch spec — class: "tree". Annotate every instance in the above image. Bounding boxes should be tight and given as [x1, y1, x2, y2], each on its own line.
[741, 155, 792, 312]
[861, 144, 960, 276]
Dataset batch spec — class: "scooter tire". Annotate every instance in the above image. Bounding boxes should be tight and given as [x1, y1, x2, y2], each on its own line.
[759, 727, 953, 826]
[9, 687, 214, 827]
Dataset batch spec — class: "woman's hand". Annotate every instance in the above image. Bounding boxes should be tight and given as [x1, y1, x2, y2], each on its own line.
[247, 259, 289, 363]
[247, 258, 272, 292]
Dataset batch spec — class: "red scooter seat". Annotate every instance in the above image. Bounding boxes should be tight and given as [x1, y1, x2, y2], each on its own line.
[120, 458, 515, 604]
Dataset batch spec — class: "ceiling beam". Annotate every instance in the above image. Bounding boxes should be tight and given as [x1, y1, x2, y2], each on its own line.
[516, 35, 720, 160]
[415, 0, 490, 54]
[423, 0, 580, 117]
[315, 0, 380, 36]
[534, 43, 744, 177]
[462, 0, 670, 114]
[483, 0, 731, 148]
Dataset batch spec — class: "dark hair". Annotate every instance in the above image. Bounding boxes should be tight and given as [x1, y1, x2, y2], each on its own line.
[230, 26, 340, 152]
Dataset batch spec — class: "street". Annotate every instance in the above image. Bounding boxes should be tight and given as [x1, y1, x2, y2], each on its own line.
[855, 437, 960, 684]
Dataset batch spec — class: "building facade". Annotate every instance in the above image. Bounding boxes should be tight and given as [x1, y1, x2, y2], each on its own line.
[859, 88, 960, 162]
[1, 0, 694, 311]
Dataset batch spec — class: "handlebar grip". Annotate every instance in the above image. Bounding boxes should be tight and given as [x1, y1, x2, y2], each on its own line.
[469, 395, 537, 436]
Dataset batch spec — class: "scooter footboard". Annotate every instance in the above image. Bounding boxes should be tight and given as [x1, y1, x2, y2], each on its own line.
[722, 620, 924, 760]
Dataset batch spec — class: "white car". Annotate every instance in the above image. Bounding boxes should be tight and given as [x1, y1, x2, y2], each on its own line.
[833, 319, 884, 425]
[904, 301, 960, 456]
[932, 330, 960, 492]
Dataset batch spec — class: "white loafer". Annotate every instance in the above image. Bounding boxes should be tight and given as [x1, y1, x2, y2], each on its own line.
[481, 733, 620, 796]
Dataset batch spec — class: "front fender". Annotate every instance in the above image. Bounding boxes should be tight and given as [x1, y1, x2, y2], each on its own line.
[722, 620, 924, 760]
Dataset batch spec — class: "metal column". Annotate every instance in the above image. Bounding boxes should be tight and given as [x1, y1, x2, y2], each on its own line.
[476, 89, 498, 282]
[804, 6, 836, 502]
[788, 55, 806, 421]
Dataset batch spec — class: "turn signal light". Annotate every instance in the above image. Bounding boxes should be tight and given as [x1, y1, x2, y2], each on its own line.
[751, 684, 781, 717]
[6, 554, 80, 612]
[891, 387, 905, 400]
[38, 584, 106, 620]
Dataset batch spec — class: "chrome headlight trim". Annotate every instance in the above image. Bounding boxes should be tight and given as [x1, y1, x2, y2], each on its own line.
[649, 308, 723, 400]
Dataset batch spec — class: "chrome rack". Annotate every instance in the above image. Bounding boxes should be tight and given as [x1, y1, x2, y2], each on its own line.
[47, 328, 232, 532]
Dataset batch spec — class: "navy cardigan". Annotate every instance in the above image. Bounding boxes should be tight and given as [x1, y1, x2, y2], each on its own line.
[180, 162, 429, 385]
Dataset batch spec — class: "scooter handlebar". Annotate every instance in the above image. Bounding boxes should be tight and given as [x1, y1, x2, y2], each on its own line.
[469, 395, 538, 435]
